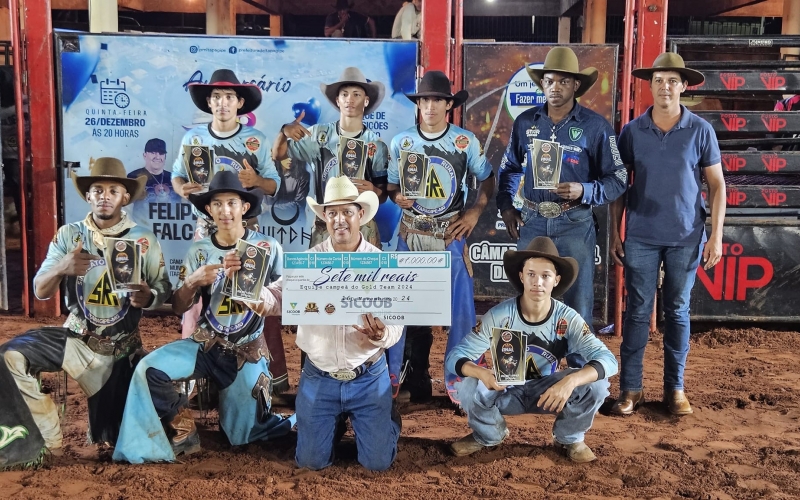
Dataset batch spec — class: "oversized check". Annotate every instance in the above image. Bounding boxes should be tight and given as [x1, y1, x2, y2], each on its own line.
[281, 251, 451, 326]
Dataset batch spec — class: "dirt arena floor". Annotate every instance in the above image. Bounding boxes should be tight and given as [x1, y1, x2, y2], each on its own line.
[0, 313, 798, 500]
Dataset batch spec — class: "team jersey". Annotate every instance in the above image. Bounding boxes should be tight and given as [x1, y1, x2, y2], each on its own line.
[173, 124, 280, 218]
[34, 222, 172, 340]
[177, 229, 282, 345]
[446, 297, 618, 381]
[286, 121, 389, 203]
[388, 124, 493, 218]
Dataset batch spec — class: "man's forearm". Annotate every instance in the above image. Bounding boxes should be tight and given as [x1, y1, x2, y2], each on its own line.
[469, 175, 495, 212]
[172, 282, 199, 315]
[272, 132, 289, 161]
[172, 176, 189, 200]
[257, 177, 278, 196]
[609, 196, 625, 239]
[387, 183, 401, 204]
[33, 267, 64, 300]
[708, 183, 726, 240]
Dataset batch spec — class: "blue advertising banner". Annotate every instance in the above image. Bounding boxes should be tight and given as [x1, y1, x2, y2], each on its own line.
[56, 33, 418, 284]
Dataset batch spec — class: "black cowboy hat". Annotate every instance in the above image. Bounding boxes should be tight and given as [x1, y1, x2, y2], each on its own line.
[188, 170, 264, 219]
[334, 0, 353, 9]
[188, 69, 262, 116]
[503, 236, 579, 297]
[72, 157, 146, 205]
[405, 70, 469, 109]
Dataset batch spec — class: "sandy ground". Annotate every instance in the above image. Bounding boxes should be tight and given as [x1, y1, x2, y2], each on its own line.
[0, 313, 798, 500]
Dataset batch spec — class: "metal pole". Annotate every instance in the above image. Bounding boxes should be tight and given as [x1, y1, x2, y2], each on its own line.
[453, 0, 464, 126]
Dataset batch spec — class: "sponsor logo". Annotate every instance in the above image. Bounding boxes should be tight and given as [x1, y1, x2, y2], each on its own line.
[345, 150, 357, 160]
[305, 302, 319, 313]
[408, 154, 418, 163]
[115, 241, 127, 252]
[556, 318, 568, 337]
[400, 137, 414, 150]
[290, 302, 298, 310]
[761, 154, 787, 172]
[761, 188, 787, 206]
[347, 140, 357, 149]
[193, 157, 205, 167]
[243, 259, 256, 271]
[367, 142, 377, 158]
[318, 131, 328, 144]
[696, 243, 773, 301]
[720, 73, 745, 91]
[720, 113, 747, 132]
[726, 187, 747, 206]
[760, 73, 786, 91]
[526, 127, 540, 138]
[501, 330, 513, 342]
[501, 343, 514, 354]
[245, 136, 261, 152]
[722, 154, 746, 172]
[246, 246, 258, 258]
[568, 127, 583, 141]
[749, 39, 773, 47]
[325, 303, 336, 314]
[761, 114, 787, 132]
[454, 134, 470, 150]
[115, 253, 128, 263]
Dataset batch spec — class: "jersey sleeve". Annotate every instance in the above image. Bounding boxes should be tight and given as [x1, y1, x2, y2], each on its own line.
[699, 121, 722, 168]
[387, 134, 401, 185]
[466, 132, 493, 182]
[445, 309, 493, 376]
[496, 117, 526, 213]
[33, 225, 75, 299]
[252, 130, 282, 193]
[564, 309, 618, 379]
[287, 125, 321, 164]
[579, 121, 627, 206]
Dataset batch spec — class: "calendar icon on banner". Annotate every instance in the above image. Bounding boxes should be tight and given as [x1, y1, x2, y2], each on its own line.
[100, 79, 129, 108]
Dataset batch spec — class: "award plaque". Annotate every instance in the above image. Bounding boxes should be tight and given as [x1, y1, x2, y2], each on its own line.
[398, 150, 429, 199]
[337, 138, 367, 179]
[184, 145, 214, 191]
[104, 238, 141, 292]
[490, 327, 527, 385]
[231, 239, 271, 303]
[529, 139, 563, 190]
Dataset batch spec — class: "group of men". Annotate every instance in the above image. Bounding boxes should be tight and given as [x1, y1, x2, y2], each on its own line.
[0, 46, 724, 472]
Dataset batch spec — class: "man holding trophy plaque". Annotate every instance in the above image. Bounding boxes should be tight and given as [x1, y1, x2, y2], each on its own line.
[446, 237, 617, 463]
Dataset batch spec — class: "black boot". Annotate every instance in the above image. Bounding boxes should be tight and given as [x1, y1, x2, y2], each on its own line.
[400, 326, 433, 402]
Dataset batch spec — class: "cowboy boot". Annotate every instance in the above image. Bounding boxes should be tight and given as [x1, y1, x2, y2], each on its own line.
[553, 439, 597, 463]
[167, 408, 201, 457]
[610, 390, 645, 416]
[664, 389, 693, 416]
[399, 327, 433, 403]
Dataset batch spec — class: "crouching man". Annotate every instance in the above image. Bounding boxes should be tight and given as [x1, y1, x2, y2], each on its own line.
[446, 237, 617, 463]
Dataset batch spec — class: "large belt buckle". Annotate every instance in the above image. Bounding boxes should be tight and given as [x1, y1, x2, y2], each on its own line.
[412, 215, 435, 233]
[433, 220, 449, 240]
[329, 369, 357, 381]
[538, 201, 562, 218]
[87, 337, 114, 356]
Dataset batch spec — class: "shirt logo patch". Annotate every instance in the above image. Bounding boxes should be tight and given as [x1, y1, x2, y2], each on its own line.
[367, 142, 377, 158]
[245, 136, 261, 152]
[556, 318, 568, 337]
[318, 131, 328, 144]
[196, 249, 208, 267]
[86, 271, 120, 308]
[425, 169, 446, 199]
[454, 134, 470, 151]
[526, 128, 541, 138]
[137, 237, 149, 255]
[191, 136, 202, 145]
[400, 137, 414, 150]
[569, 127, 583, 141]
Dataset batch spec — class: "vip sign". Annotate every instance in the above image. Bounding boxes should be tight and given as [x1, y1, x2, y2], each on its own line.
[696, 243, 773, 301]
[759, 73, 786, 90]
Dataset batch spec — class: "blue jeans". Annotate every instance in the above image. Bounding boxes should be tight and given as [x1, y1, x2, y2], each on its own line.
[620, 239, 702, 393]
[518, 205, 596, 327]
[454, 369, 609, 445]
[295, 355, 400, 471]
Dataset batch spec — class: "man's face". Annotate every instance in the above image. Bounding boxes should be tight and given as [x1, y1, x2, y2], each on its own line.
[337, 85, 369, 119]
[541, 72, 580, 109]
[143, 151, 166, 172]
[206, 192, 249, 229]
[418, 97, 452, 129]
[324, 203, 364, 247]
[86, 181, 130, 221]
[207, 89, 244, 122]
[519, 258, 559, 301]
[650, 71, 686, 108]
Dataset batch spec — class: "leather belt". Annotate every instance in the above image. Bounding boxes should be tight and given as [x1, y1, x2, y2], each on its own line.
[312, 351, 385, 382]
[80, 330, 141, 360]
[191, 326, 270, 370]
[521, 198, 583, 218]
[401, 212, 459, 239]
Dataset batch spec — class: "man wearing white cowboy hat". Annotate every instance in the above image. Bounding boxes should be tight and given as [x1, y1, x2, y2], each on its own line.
[114, 171, 294, 463]
[609, 52, 725, 417]
[273, 66, 389, 249]
[497, 46, 627, 333]
[446, 236, 617, 463]
[387, 70, 495, 404]
[0, 157, 171, 467]
[258, 176, 403, 471]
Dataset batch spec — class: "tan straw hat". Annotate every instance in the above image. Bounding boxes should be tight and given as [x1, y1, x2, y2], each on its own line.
[631, 52, 705, 86]
[307, 176, 379, 225]
[71, 157, 146, 204]
[526, 47, 598, 98]
[320, 67, 385, 116]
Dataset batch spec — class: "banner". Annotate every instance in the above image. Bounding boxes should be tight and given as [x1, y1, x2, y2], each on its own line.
[462, 43, 618, 323]
[56, 33, 418, 285]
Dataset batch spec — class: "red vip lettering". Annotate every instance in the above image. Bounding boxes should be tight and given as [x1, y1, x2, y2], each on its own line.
[759, 73, 786, 90]
[761, 154, 787, 172]
[719, 73, 745, 91]
[696, 243, 773, 301]
[760, 114, 787, 132]
[761, 188, 787, 206]
[726, 187, 746, 206]
[720, 114, 746, 132]
[686, 79, 705, 91]
[721, 154, 746, 172]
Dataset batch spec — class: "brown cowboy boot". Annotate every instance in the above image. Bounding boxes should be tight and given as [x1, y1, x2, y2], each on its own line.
[610, 390, 645, 416]
[167, 408, 201, 457]
[664, 389, 693, 416]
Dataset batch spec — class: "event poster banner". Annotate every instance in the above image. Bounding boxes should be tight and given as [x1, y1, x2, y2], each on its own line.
[56, 33, 418, 284]
[462, 43, 618, 324]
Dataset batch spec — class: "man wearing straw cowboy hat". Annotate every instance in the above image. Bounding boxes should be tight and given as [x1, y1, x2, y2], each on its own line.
[0, 158, 171, 467]
[386, 70, 494, 404]
[258, 176, 403, 471]
[497, 47, 627, 332]
[609, 52, 725, 417]
[446, 236, 617, 462]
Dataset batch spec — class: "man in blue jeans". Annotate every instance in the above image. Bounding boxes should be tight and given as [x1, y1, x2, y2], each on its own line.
[609, 53, 725, 416]
[498, 47, 627, 329]
[446, 237, 617, 462]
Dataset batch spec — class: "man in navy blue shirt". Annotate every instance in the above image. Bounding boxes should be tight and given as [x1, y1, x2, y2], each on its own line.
[609, 53, 725, 417]
[497, 47, 626, 329]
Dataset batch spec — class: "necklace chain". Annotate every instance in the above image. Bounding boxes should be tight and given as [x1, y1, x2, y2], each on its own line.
[550, 119, 569, 141]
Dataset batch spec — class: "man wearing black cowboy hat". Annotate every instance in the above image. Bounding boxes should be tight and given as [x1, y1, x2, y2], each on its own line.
[113, 171, 294, 463]
[324, 0, 376, 38]
[446, 236, 617, 462]
[497, 47, 627, 331]
[386, 70, 495, 403]
[273, 66, 389, 248]
[0, 158, 171, 467]
[609, 52, 725, 417]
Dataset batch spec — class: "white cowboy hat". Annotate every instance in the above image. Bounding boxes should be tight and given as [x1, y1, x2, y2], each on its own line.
[319, 67, 385, 116]
[306, 176, 379, 226]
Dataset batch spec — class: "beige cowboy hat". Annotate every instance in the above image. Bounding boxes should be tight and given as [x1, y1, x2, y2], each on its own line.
[503, 236, 579, 297]
[631, 52, 705, 87]
[320, 67, 385, 116]
[71, 157, 146, 205]
[307, 175, 379, 226]
[526, 47, 598, 98]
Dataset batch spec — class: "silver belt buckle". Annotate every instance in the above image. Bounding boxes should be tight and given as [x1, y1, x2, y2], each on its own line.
[538, 201, 562, 218]
[412, 216, 434, 232]
[330, 369, 357, 381]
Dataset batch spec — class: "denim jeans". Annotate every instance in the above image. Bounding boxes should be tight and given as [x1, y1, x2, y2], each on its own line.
[295, 355, 400, 471]
[518, 205, 596, 327]
[619, 239, 702, 393]
[454, 369, 609, 445]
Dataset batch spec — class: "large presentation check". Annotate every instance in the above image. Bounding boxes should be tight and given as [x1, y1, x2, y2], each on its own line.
[281, 251, 452, 326]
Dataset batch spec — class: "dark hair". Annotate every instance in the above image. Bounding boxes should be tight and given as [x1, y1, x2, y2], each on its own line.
[521, 255, 560, 275]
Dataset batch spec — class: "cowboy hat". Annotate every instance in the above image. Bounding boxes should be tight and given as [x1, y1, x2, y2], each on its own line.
[306, 176, 379, 226]
[71, 157, 146, 205]
[188, 69, 262, 116]
[188, 170, 264, 219]
[333, 0, 353, 9]
[320, 67, 385, 116]
[503, 236, 579, 297]
[631, 52, 705, 87]
[405, 70, 469, 109]
[526, 47, 598, 98]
